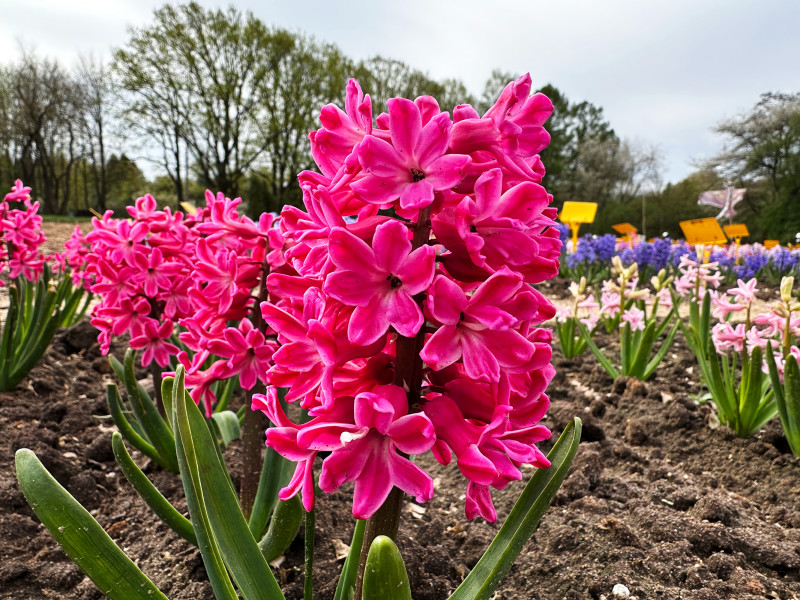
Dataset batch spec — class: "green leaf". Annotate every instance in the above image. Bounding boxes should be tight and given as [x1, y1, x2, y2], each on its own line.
[783, 357, 800, 455]
[628, 320, 657, 379]
[174, 369, 285, 600]
[362, 536, 412, 600]
[211, 411, 243, 447]
[643, 318, 680, 380]
[111, 432, 197, 546]
[248, 443, 294, 539]
[258, 496, 304, 563]
[333, 520, 366, 600]
[106, 383, 166, 467]
[15, 449, 169, 600]
[124, 351, 179, 472]
[173, 376, 240, 600]
[577, 322, 619, 379]
[447, 417, 582, 600]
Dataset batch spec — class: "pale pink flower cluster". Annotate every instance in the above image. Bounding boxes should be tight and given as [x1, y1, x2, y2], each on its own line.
[708, 278, 800, 379]
[253, 76, 560, 521]
[0, 180, 46, 284]
[673, 253, 723, 298]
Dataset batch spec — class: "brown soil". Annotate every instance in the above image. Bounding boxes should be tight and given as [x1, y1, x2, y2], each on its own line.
[2, 321, 800, 600]
[3, 223, 799, 600]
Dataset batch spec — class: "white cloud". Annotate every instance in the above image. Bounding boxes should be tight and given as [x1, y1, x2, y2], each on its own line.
[1, 0, 798, 183]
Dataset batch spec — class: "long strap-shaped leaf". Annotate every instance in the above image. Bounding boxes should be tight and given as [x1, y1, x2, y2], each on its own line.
[107, 383, 167, 467]
[577, 323, 619, 379]
[448, 417, 582, 600]
[173, 379, 240, 600]
[628, 320, 657, 379]
[15, 449, 169, 600]
[174, 367, 285, 600]
[111, 432, 197, 546]
[783, 356, 800, 455]
[124, 350, 179, 472]
[333, 519, 366, 600]
[643, 318, 681, 381]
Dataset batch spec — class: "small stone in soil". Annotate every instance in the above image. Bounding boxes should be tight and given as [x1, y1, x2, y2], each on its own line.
[612, 583, 631, 598]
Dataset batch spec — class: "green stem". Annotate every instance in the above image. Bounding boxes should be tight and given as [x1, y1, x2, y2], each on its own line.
[240, 256, 272, 518]
[304, 506, 315, 600]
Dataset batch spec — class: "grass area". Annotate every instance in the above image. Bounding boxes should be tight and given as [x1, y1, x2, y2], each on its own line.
[41, 214, 94, 223]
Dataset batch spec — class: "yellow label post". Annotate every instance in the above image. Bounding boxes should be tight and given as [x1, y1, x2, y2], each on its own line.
[612, 222, 638, 248]
[723, 223, 749, 263]
[559, 202, 598, 252]
[764, 240, 780, 249]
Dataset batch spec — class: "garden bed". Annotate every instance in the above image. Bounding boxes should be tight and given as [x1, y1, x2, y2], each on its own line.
[2, 320, 799, 600]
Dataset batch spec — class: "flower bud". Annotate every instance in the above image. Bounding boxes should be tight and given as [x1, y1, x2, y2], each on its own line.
[781, 276, 794, 304]
[612, 255, 623, 273]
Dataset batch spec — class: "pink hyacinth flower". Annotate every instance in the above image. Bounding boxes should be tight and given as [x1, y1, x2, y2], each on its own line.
[129, 319, 179, 367]
[621, 306, 645, 331]
[207, 318, 276, 390]
[351, 98, 471, 211]
[324, 219, 436, 345]
[712, 322, 746, 354]
[420, 269, 545, 383]
[729, 278, 759, 304]
[306, 385, 436, 519]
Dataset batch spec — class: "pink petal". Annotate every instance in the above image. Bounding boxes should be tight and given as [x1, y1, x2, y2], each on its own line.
[423, 154, 471, 190]
[372, 220, 412, 274]
[388, 413, 435, 455]
[461, 332, 501, 382]
[395, 245, 436, 295]
[387, 452, 434, 504]
[456, 445, 498, 485]
[426, 276, 467, 325]
[388, 98, 422, 163]
[415, 112, 452, 167]
[357, 135, 407, 177]
[349, 299, 391, 346]
[352, 448, 394, 519]
[319, 436, 372, 492]
[419, 325, 463, 371]
[399, 179, 435, 211]
[328, 227, 378, 277]
[386, 291, 424, 338]
[351, 173, 408, 205]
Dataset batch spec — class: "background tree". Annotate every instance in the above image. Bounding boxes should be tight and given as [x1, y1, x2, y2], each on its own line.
[706, 92, 800, 241]
[253, 31, 350, 213]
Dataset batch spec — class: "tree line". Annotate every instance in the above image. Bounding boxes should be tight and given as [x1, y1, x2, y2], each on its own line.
[1, 2, 796, 241]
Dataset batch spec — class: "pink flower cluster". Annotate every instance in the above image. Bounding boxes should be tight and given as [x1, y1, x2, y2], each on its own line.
[673, 253, 724, 298]
[253, 75, 561, 522]
[175, 191, 283, 414]
[85, 194, 196, 365]
[0, 180, 46, 284]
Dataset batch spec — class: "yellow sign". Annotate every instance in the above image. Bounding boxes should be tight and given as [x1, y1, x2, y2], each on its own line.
[612, 223, 638, 248]
[559, 202, 598, 252]
[723, 224, 749, 239]
[180, 201, 198, 215]
[612, 223, 637, 235]
[679, 218, 727, 246]
[764, 240, 780, 249]
[560, 202, 598, 224]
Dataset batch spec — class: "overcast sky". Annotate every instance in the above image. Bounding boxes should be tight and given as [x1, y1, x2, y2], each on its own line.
[1, 0, 799, 184]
